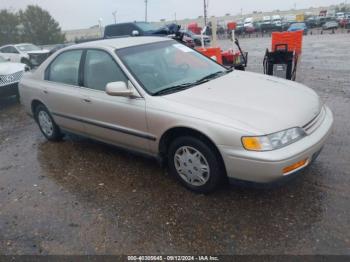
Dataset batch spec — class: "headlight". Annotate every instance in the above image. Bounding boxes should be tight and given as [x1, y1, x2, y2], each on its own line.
[242, 127, 306, 151]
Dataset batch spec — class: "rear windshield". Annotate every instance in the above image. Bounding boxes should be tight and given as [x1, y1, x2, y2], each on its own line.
[104, 22, 160, 38]
[135, 22, 159, 32]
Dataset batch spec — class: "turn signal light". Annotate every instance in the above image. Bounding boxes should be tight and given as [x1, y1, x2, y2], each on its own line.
[283, 159, 308, 175]
[242, 137, 262, 151]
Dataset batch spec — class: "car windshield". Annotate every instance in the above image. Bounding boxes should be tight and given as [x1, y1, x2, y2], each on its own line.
[16, 44, 41, 52]
[116, 40, 229, 96]
[135, 22, 160, 32]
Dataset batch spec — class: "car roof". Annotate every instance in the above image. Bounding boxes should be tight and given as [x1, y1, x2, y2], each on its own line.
[70, 36, 172, 50]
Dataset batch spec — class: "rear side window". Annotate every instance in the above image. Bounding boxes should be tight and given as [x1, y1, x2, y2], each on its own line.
[1, 46, 18, 54]
[46, 50, 82, 86]
[83, 50, 128, 91]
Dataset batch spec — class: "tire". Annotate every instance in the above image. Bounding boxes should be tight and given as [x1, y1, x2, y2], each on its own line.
[34, 104, 63, 142]
[167, 136, 224, 194]
[15, 93, 20, 103]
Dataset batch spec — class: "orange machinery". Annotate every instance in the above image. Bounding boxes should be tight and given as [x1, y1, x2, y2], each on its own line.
[263, 31, 304, 80]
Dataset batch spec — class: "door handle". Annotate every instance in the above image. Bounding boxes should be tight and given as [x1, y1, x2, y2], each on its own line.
[43, 90, 48, 94]
[83, 98, 92, 103]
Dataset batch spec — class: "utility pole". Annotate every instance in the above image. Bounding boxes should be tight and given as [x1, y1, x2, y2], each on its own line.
[204, 0, 208, 26]
[145, 0, 148, 22]
[98, 18, 103, 37]
[112, 10, 117, 24]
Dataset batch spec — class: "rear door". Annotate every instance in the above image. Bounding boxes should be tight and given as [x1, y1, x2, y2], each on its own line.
[77, 49, 151, 153]
[43, 49, 86, 134]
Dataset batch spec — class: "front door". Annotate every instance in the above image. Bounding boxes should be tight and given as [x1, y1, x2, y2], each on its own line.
[78, 49, 151, 153]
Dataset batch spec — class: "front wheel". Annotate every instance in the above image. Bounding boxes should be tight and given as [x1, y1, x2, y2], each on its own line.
[35, 104, 63, 142]
[168, 136, 224, 194]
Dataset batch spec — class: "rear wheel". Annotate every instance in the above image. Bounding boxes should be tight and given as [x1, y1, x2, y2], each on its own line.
[168, 136, 224, 193]
[34, 104, 63, 142]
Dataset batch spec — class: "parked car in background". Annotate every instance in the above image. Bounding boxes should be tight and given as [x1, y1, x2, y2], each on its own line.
[104, 22, 194, 47]
[0, 55, 28, 99]
[244, 17, 254, 31]
[179, 34, 195, 48]
[322, 21, 339, 30]
[272, 15, 282, 27]
[336, 12, 345, 21]
[262, 16, 271, 25]
[0, 43, 50, 68]
[306, 17, 319, 28]
[104, 22, 177, 38]
[287, 23, 308, 34]
[48, 43, 75, 56]
[318, 16, 334, 26]
[19, 37, 333, 193]
[236, 22, 245, 35]
[339, 17, 350, 28]
[180, 30, 210, 47]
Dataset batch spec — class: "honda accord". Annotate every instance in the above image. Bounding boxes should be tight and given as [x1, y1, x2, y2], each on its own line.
[19, 37, 333, 193]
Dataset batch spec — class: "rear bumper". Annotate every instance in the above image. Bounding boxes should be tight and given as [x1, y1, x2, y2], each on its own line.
[0, 83, 19, 97]
[219, 106, 334, 183]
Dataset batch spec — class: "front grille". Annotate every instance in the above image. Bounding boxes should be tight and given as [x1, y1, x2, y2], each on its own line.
[0, 71, 23, 87]
[303, 107, 326, 135]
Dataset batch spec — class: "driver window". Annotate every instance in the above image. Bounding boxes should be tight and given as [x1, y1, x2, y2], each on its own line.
[83, 50, 128, 91]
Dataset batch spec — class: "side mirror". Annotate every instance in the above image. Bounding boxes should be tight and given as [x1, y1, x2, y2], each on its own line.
[106, 81, 134, 97]
[132, 30, 140, 36]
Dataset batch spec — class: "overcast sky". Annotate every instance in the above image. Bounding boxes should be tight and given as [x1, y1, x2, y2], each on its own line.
[0, 0, 343, 30]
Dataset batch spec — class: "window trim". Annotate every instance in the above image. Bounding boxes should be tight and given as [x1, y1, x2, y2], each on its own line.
[80, 48, 130, 92]
[43, 47, 143, 97]
[44, 49, 84, 87]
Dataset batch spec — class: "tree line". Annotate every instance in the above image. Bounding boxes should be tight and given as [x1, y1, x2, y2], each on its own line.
[0, 5, 65, 46]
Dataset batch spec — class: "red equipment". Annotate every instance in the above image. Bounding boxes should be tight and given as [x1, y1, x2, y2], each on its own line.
[196, 39, 248, 70]
[227, 22, 237, 31]
[188, 23, 202, 35]
[196, 47, 223, 64]
[263, 31, 304, 80]
[271, 31, 303, 55]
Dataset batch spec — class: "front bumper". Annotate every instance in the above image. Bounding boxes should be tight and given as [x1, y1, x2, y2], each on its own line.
[0, 83, 19, 98]
[219, 106, 334, 183]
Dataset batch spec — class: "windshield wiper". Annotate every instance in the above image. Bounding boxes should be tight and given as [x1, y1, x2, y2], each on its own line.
[153, 69, 233, 96]
[153, 82, 197, 96]
[197, 69, 232, 83]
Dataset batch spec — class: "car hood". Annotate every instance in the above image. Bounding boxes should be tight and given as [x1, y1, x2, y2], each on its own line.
[161, 71, 322, 135]
[0, 62, 25, 75]
[26, 50, 50, 55]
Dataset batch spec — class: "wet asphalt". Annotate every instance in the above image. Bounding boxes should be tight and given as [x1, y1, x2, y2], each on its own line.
[0, 34, 349, 255]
